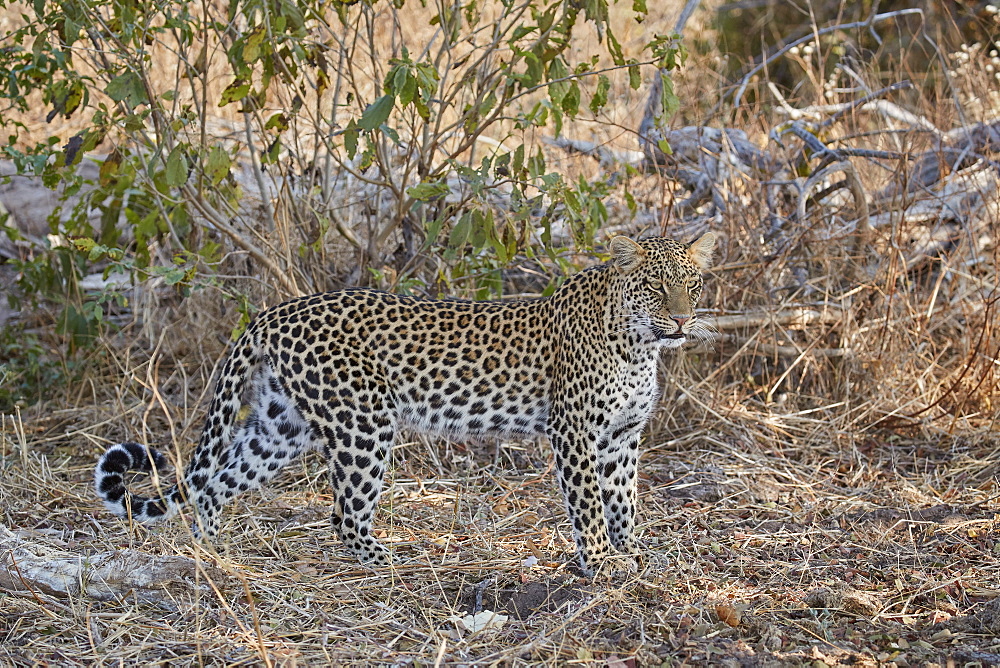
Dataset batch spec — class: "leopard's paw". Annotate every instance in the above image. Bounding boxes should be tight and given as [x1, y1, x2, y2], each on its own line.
[583, 552, 639, 581]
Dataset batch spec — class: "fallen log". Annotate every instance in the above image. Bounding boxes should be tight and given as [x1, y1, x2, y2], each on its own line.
[0, 525, 230, 603]
[705, 304, 845, 331]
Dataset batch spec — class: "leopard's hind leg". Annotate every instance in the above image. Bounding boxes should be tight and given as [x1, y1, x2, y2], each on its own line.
[184, 364, 317, 537]
[321, 405, 396, 566]
[281, 354, 397, 566]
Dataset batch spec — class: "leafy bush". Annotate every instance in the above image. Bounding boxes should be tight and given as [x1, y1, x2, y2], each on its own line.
[1, 0, 682, 298]
[0, 0, 683, 405]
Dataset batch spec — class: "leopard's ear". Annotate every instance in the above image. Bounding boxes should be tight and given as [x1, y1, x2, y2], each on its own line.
[687, 232, 716, 270]
[609, 236, 647, 275]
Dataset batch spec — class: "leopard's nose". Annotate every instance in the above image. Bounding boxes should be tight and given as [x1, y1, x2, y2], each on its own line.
[670, 315, 690, 328]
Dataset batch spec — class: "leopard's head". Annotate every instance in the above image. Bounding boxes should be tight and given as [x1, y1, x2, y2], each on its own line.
[608, 232, 715, 349]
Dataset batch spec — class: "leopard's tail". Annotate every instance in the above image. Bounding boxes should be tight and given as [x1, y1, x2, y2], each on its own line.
[95, 318, 265, 527]
[94, 441, 183, 523]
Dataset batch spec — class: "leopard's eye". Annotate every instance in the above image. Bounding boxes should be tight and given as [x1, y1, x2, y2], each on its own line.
[648, 279, 663, 291]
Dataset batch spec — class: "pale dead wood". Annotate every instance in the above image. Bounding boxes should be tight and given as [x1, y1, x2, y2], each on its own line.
[541, 136, 644, 169]
[730, 340, 853, 359]
[0, 525, 230, 602]
[706, 304, 845, 331]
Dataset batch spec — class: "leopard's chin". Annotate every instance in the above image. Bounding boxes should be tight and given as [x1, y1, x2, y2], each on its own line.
[659, 336, 686, 349]
[651, 326, 686, 348]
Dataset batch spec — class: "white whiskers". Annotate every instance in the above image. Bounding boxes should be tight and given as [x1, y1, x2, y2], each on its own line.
[684, 319, 719, 349]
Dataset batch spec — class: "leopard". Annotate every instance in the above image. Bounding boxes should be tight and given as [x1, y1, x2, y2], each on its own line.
[95, 233, 715, 575]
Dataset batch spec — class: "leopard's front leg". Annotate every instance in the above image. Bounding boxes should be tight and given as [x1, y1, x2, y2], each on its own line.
[595, 424, 642, 554]
[597, 391, 657, 554]
[546, 410, 617, 576]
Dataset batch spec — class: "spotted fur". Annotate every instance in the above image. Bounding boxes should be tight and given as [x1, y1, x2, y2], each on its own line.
[95, 233, 715, 574]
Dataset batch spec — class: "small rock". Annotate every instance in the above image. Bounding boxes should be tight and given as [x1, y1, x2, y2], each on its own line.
[804, 584, 881, 617]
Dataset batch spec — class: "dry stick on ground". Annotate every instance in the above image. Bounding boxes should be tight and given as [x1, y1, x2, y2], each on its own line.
[772, 122, 872, 256]
[692, 304, 850, 358]
[0, 525, 230, 602]
[708, 304, 845, 331]
[798, 159, 871, 257]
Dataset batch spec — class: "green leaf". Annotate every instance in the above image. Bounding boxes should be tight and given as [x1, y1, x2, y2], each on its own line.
[406, 181, 450, 201]
[99, 149, 123, 186]
[88, 243, 109, 262]
[136, 209, 160, 238]
[490, 235, 508, 263]
[219, 79, 251, 106]
[358, 142, 376, 169]
[470, 208, 488, 251]
[537, 5, 556, 32]
[448, 212, 472, 249]
[548, 57, 569, 106]
[264, 113, 289, 132]
[561, 81, 580, 117]
[205, 146, 231, 185]
[657, 138, 673, 155]
[243, 26, 266, 62]
[262, 138, 282, 164]
[71, 237, 96, 254]
[582, 0, 608, 25]
[628, 61, 641, 90]
[343, 120, 360, 159]
[624, 189, 637, 213]
[512, 144, 525, 179]
[479, 92, 496, 118]
[606, 30, 625, 67]
[358, 94, 394, 131]
[521, 52, 543, 88]
[199, 241, 223, 262]
[424, 214, 445, 248]
[413, 97, 431, 122]
[527, 151, 545, 179]
[511, 25, 536, 41]
[590, 74, 610, 114]
[538, 171, 560, 189]
[398, 71, 417, 106]
[123, 113, 146, 132]
[632, 0, 647, 15]
[160, 265, 189, 286]
[388, 62, 407, 95]
[105, 72, 146, 106]
[381, 124, 401, 145]
[647, 34, 687, 71]
[62, 82, 84, 117]
[386, 65, 417, 107]
[317, 69, 330, 98]
[164, 146, 188, 187]
[660, 73, 680, 117]
[56, 304, 98, 348]
[415, 63, 439, 98]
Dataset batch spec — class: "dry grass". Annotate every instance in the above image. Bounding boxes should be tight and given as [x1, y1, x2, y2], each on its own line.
[3, 1, 1000, 666]
[2, 377, 999, 665]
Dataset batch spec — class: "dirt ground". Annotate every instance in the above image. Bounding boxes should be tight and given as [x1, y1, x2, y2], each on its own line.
[2, 365, 998, 667]
[1, 1, 999, 663]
